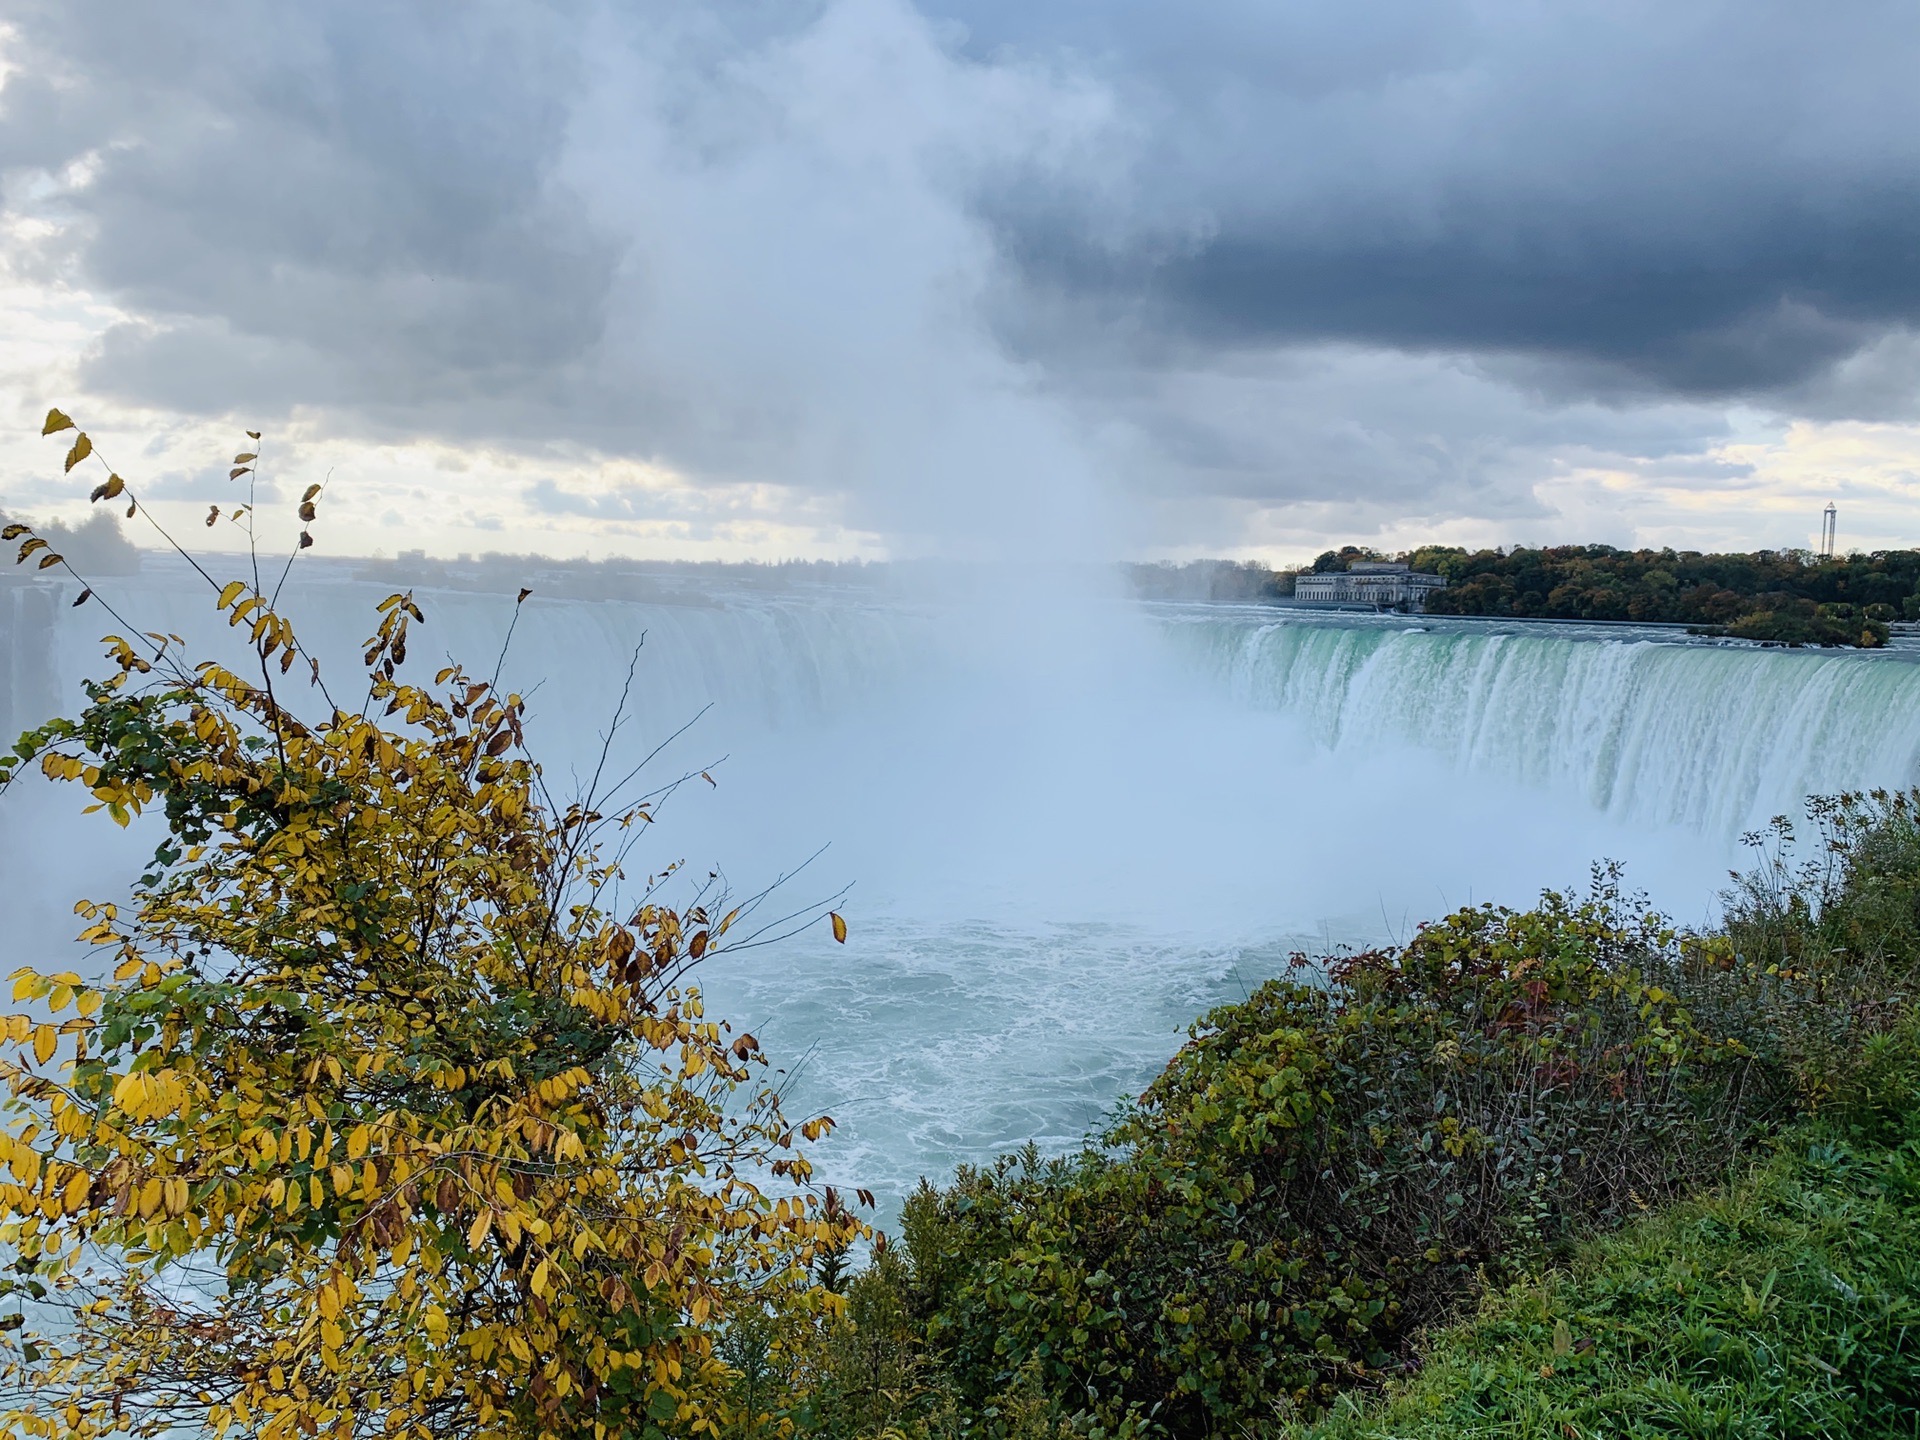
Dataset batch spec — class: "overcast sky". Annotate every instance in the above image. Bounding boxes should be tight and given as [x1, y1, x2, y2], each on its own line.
[3, 0, 1918, 562]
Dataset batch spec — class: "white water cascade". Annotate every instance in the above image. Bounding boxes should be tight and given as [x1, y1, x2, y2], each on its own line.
[5, 567, 1920, 1211]
[1162, 607, 1920, 840]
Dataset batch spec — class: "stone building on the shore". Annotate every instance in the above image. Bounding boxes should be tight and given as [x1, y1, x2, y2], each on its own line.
[1292, 561, 1448, 612]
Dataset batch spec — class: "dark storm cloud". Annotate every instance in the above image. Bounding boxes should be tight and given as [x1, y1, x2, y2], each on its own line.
[945, 0, 1920, 398]
[1, 0, 1123, 553]
[6, 0, 1920, 546]
[1, 0, 616, 414]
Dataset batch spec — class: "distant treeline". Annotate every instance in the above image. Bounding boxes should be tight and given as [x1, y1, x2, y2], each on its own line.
[1127, 545, 1920, 647]
[1410, 544, 1913, 647]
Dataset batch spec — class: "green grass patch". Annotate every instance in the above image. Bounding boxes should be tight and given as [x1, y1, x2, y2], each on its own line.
[1299, 1118, 1920, 1439]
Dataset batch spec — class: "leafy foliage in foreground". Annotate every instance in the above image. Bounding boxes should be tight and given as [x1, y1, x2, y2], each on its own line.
[1297, 1034, 1920, 1440]
[887, 882, 1790, 1434]
[804, 793, 1920, 1439]
[0, 412, 857, 1440]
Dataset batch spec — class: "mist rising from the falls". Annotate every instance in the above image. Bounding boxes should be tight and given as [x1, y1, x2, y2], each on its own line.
[4, 561, 1763, 963]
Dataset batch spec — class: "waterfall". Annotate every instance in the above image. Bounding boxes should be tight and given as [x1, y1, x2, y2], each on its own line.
[9, 572, 1920, 842]
[9, 564, 933, 771]
[11, 571, 1920, 1206]
[1161, 608, 1920, 839]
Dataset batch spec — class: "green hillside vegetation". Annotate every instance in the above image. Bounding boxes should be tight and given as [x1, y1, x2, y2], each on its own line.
[789, 793, 1920, 1438]
[1409, 544, 1920, 647]
[1130, 545, 1920, 647]
[1295, 1094, 1920, 1439]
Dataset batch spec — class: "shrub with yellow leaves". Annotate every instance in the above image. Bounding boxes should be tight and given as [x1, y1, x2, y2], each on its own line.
[0, 411, 861, 1440]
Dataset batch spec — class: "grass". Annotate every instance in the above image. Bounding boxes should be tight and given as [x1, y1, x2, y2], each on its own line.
[1296, 1114, 1920, 1440]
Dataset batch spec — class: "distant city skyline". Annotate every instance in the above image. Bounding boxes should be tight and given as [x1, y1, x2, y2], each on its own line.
[3, 2, 1918, 565]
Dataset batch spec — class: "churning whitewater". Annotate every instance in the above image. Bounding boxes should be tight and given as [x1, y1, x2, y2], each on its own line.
[4, 564, 1920, 1213]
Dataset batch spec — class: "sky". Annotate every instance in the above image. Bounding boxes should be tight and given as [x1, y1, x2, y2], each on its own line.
[2, 0, 1919, 564]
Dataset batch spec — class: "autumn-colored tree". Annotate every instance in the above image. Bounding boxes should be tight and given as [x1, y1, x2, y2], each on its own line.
[0, 412, 859, 1440]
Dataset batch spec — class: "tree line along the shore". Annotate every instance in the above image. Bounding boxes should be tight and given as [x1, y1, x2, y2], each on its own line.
[6, 500, 1911, 649]
[1130, 543, 1920, 646]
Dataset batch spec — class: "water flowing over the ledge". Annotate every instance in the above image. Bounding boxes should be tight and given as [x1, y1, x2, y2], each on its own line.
[1160, 607, 1920, 840]
[6, 571, 1920, 1211]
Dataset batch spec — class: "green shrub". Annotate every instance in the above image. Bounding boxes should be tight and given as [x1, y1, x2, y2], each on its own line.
[1721, 601, 1889, 647]
[792, 1241, 933, 1440]
[895, 875, 1786, 1434]
[1296, 1049, 1920, 1439]
[799, 794, 1920, 1438]
[1722, 792, 1920, 1114]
